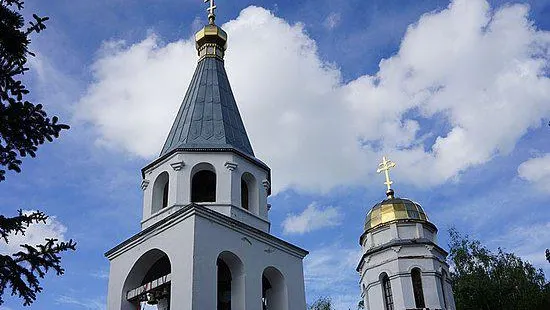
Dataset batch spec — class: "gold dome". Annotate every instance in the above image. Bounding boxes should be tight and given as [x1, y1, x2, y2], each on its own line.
[195, 24, 227, 52]
[364, 197, 429, 231]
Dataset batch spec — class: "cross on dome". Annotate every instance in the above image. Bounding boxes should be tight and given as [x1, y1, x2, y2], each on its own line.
[204, 0, 217, 24]
[377, 156, 396, 197]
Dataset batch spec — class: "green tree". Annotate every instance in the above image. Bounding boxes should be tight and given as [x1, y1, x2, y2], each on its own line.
[449, 229, 550, 310]
[309, 296, 333, 310]
[0, 0, 75, 306]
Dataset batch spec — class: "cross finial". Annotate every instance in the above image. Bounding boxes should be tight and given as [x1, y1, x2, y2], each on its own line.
[377, 156, 396, 198]
[204, 0, 217, 24]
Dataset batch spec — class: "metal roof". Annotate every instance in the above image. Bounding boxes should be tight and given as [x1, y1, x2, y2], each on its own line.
[160, 57, 254, 157]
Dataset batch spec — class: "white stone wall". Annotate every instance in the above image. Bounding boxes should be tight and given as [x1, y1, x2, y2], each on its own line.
[141, 151, 270, 231]
[358, 221, 456, 310]
[106, 206, 307, 310]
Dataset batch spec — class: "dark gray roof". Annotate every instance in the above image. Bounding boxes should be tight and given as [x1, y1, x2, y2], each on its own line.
[160, 57, 254, 157]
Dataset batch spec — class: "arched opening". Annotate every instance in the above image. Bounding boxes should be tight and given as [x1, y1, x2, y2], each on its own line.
[262, 267, 288, 310]
[152, 172, 170, 214]
[411, 268, 425, 308]
[241, 172, 258, 214]
[191, 163, 216, 202]
[241, 179, 249, 210]
[217, 251, 245, 310]
[440, 270, 448, 308]
[123, 249, 171, 310]
[380, 273, 394, 310]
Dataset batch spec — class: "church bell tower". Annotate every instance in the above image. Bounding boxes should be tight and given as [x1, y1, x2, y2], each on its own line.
[357, 157, 456, 310]
[105, 2, 308, 309]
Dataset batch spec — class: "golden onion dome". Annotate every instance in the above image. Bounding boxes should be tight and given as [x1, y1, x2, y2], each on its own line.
[364, 196, 429, 231]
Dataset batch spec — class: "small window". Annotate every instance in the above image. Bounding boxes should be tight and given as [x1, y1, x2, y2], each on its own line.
[241, 179, 249, 210]
[192, 170, 216, 202]
[412, 268, 426, 308]
[240, 173, 257, 213]
[152, 172, 169, 213]
[381, 274, 394, 310]
[162, 181, 169, 209]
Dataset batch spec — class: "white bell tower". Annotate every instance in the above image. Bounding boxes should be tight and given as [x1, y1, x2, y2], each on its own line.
[357, 157, 456, 310]
[105, 3, 308, 309]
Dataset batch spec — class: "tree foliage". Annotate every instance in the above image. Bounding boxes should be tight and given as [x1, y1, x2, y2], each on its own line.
[0, 0, 74, 306]
[0, 0, 69, 182]
[449, 229, 550, 310]
[308, 296, 334, 310]
[0, 210, 76, 306]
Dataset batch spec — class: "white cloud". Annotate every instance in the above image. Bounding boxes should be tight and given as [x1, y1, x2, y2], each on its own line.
[491, 222, 550, 275]
[56, 295, 105, 310]
[324, 12, 341, 30]
[282, 203, 342, 235]
[304, 245, 361, 309]
[0, 210, 67, 254]
[518, 153, 550, 192]
[77, 0, 550, 194]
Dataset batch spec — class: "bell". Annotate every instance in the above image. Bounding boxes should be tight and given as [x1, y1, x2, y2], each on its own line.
[146, 292, 158, 305]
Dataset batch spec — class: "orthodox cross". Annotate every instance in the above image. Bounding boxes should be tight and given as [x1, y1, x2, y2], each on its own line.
[377, 156, 396, 193]
[204, 0, 217, 24]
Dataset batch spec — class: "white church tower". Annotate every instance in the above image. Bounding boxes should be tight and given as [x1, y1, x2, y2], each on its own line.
[105, 2, 308, 309]
[357, 157, 456, 310]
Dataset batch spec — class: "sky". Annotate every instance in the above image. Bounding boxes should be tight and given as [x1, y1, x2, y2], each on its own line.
[1, 0, 550, 309]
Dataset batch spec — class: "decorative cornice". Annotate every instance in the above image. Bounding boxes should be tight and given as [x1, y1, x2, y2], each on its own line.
[170, 161, 185, 171]
[262, 179, 271, 191]
[141, 179, 150, 191]
[391, 246, 402, 253]
[105, 204, 308, 260]
[224, 161, 238, 171]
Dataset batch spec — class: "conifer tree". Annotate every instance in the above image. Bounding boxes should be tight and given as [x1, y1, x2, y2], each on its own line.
[0, 0, 75, 306]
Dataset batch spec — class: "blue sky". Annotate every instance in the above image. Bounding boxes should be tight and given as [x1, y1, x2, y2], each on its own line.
[1, 0, 550, 309]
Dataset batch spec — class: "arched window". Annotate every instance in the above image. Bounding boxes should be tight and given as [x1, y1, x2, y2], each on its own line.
[381, 273, 394, 310]
[411, 268, 425, 308]
[262, 267, 288, 310]
[123, 249, 171, 310]
[152, 172, 169, 214]
[191, 164, 216, 203]
[217, 259, 231, 310]
[440, 270, 448, 308]
[241, 172, 257, 213]
[217, 252, 245, 310]
[241, 179, 249, 210]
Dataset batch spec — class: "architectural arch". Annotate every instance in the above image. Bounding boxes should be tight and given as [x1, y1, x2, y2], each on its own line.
[191, 163, 216, 202]
[411, 267, 425, 308]
[122, 249, 171, 310]
[379, 272, 394, 310]
[217, 251, 245, 310]
[241, 172, 258, 213]
[152, 172, 170, 214]
[262, 266, 288, 310]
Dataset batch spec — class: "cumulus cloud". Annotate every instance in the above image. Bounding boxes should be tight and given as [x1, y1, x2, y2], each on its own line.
[77, 0, 550, 193]
[282, 203, 342, 235]
[0, 210, 67, 254]
[518, 153, 550, 192]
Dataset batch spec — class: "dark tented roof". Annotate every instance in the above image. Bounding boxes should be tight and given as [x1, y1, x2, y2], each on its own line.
[160, 57, 254, 157]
